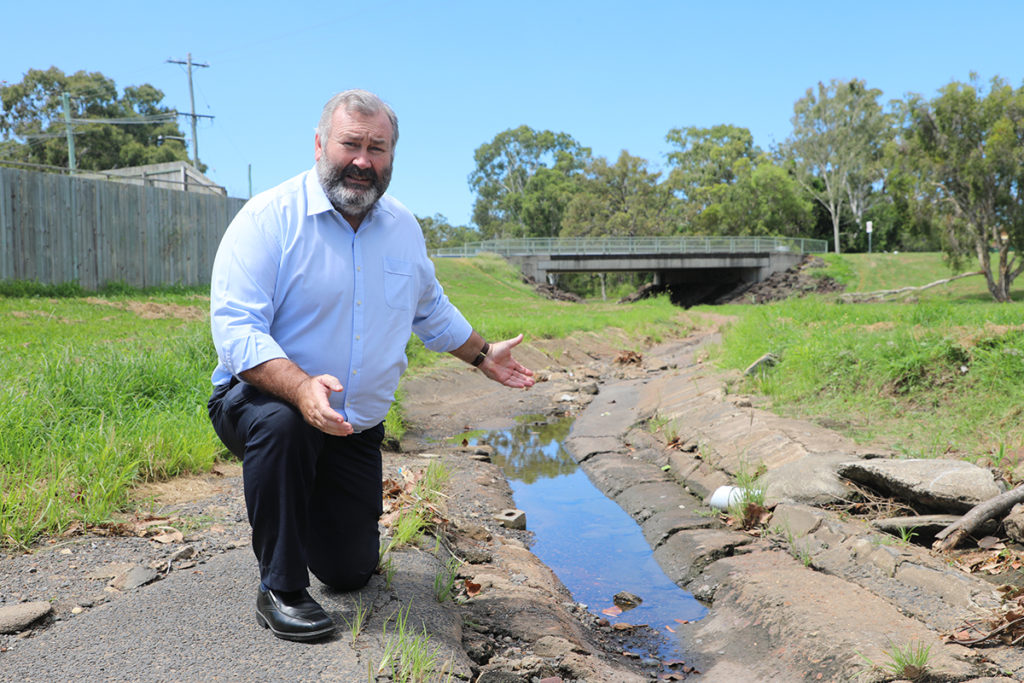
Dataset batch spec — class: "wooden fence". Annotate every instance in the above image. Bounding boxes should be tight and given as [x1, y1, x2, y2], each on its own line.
[0, 167, 246, 289]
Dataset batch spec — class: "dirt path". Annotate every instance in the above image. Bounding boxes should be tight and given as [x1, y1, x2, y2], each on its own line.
[4, 323, 1024, 681]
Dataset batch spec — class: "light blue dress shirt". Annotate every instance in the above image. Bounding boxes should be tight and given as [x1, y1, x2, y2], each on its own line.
[210, 168, 472, 432]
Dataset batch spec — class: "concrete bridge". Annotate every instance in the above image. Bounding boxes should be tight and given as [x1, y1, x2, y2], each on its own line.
[432, 236, 829, 304]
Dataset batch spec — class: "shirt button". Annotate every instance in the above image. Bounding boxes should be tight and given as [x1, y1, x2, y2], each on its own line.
[356, 335, 361, 340]
[356, 300, 362, 306]
[352, 370, 358, 376]
[357, 266, 362, 272]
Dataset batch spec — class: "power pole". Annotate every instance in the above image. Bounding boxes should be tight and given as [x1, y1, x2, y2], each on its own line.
[166, 53, 213, 168]
[61, 92, 77, 174]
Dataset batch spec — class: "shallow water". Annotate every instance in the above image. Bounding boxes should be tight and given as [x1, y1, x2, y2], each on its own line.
[481, 418, 707, 662]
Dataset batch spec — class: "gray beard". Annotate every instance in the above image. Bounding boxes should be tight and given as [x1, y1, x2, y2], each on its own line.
[316, 156, 391, 217]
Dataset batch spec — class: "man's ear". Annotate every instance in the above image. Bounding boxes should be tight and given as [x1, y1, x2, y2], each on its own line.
[314, 133, 323, 161]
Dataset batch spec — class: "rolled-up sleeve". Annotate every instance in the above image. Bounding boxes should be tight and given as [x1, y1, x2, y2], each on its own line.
[411, 263, 472, 353]
[210, 206, 288, 382]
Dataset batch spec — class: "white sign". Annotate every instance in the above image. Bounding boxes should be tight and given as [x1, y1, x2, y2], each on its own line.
[866, 221, 873, 233]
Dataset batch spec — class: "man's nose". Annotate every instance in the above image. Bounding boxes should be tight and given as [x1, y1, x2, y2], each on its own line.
[351, 150, 373, 168]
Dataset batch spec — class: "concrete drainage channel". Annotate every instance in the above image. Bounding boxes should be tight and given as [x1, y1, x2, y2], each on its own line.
[477, 417, 707, 672]
[545, 337, 1024, 682]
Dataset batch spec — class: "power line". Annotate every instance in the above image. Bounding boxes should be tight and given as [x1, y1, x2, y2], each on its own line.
[166, 53, 214, 168]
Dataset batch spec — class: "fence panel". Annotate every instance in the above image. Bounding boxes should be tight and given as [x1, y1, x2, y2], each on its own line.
[0, 167, 245, 289]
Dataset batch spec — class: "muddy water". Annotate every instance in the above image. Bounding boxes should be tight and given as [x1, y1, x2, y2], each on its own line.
[481, 418, 706, 662]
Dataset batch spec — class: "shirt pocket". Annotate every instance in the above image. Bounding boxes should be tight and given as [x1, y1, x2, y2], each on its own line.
[383, 257, 414, 310]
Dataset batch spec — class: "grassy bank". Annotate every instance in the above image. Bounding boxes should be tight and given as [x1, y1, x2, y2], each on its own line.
[0, 257, 688, 548]
[710, 253, 1024, 468]
[4, 251, 1018, 548]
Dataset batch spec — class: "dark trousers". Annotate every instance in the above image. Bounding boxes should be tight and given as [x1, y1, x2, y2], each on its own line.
[207, 379, 383, 592]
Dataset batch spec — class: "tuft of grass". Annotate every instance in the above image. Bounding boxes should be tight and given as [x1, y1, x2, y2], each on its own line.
[774, 524, 814, 568]
[857, 639, 932, 681]
[376, 604, 455, 683]
[342, 597, 370, 642]
[434, 556, 462, 603]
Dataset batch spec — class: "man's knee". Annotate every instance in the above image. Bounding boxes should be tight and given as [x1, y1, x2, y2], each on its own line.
[311, 555, 377, 592]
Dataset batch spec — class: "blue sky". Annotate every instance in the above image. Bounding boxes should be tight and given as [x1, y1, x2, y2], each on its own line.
[4, 1, 1022, 227]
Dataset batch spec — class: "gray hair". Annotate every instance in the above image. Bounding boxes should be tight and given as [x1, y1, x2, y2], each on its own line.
[317, 90, 399, 149]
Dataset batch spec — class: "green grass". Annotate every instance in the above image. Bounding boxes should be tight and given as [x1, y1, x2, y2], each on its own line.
[0, 294, 221, 547]
[5, 250, 1022, 549]
[857, 640, 932, 681]
[376, 603, 455, 683]
[819, 251, 1024, 301]
[710, 255, 1024, 464]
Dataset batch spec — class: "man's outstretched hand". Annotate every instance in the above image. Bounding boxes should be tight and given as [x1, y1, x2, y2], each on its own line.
[478, 334, 535, 388]
[240, 358, 354, 436]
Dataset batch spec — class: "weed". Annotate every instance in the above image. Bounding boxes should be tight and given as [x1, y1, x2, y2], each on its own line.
[434, 556, 462, 603]
[376, 604, 454, 682]
[857, 639, 932, 681]
[897, 526, 919, 545]
[380, 556, 396, 590]
[342, 597, 369, 643]
[775, 524, 814, 568]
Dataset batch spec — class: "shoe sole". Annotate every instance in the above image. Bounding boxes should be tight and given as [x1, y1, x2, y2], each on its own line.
[256, 610, 336, 642]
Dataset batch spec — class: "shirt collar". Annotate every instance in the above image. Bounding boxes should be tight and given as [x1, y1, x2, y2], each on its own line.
[304, 167, 396, 224]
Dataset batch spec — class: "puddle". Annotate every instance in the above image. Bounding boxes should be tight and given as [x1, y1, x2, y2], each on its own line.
[479, 417, 707, 663]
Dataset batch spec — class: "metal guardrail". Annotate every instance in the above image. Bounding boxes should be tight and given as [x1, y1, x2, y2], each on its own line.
[431, 236, 828, 258]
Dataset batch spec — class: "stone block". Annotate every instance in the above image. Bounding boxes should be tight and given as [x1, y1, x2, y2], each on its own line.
[495, 509, 526, 530]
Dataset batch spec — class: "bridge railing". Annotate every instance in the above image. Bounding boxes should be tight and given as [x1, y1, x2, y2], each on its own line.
[431, 236, 829, 258]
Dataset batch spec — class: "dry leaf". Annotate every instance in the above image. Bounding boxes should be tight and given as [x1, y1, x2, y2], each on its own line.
[601, 605, 623, 617]
[665, 625, 676, 633]
[464, 580, 482, 597]
[151, 528, 183, 544]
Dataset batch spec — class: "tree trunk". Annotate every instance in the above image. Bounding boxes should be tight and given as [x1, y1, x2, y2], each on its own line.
[832, 210, 841, 254]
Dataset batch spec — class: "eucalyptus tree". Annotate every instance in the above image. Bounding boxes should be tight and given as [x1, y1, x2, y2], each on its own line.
[468, 126, 590, 238]
[781, 78, 892, 253]
[665, 124, 810, 236]
[905, 76, 1024, 302]
[0, 67, 190, 171]
[561, 150, 673, 238]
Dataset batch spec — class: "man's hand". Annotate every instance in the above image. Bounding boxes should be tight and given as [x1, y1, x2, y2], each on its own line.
[240, 359, 353, 436]
[478, 334, 535, 388]
[294, 374, 354, 436]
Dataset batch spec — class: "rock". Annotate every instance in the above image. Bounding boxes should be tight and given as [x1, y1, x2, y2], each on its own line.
[461, 548, 493, 564]
[1005, 503, 1024, 544]
[85, 562, 135, 580]
[458, 523, 492, 542]
[170, 545, 196, 561]
[533, 635, 577, 658]
[476, 672, 527, 683]
[837, 458, 1003, 513]
[0, 602, 51, 634]
[109, 565, 159, 591]
[580, 382, 599, 395]
[613, 591, 643, 609]
[495, 509, 526, 530]
[762, 454, 858, 506]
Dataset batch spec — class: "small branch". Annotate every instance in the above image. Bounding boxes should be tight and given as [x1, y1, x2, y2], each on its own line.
[839, 271, 982, 303]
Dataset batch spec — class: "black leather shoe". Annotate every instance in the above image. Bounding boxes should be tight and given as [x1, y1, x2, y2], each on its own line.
[256, 587, 335, 642]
